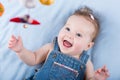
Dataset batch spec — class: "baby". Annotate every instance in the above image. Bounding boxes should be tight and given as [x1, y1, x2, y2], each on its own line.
[8, 7, 109, 80]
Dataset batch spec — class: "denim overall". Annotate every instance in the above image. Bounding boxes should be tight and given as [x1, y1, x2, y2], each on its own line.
[26, 38, 89, 80]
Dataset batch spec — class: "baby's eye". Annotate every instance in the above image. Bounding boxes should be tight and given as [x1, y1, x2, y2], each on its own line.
[65, 27, 70, 31]
[76, 33, 81, 37]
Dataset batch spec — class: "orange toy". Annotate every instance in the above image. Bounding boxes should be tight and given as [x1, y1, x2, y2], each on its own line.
[39, 0, 54, 5]
[0, 2, 4, 16]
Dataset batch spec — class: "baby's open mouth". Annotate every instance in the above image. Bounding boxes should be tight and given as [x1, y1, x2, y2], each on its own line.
[63, 40, 72, 48]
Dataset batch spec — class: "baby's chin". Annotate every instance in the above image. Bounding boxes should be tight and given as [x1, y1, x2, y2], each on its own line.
[60, 49, 80, 59]
[59, 47, 72, 55]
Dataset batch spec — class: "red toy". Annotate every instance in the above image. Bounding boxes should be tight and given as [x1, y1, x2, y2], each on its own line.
[10, 15, 40, 25]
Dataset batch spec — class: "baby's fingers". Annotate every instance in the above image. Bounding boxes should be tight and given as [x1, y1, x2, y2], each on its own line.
[8, 35, 18, 48]
[9, 35, 17, 41]
[95, 68, 102, 73]
[104, 66, 109, 72]
[102, 65, 109, 73]
[101, 65, 110, 77]
[106, 71, 110, 77]
[104, 66, 110, 77]
[8, 40, 17, 48]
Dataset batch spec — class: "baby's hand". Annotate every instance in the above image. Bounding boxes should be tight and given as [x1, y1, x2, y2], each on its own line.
[8, 35, 23, 53]
[94, 65, 110, 80]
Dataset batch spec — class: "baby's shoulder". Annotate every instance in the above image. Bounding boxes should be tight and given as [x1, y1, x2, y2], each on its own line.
[44, 43, 54, 51]
[86, 59, 93, 66]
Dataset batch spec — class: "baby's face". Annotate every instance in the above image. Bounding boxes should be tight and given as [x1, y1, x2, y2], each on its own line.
[58, 15, 95, 58]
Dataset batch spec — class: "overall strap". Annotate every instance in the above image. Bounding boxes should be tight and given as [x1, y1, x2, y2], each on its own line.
[80, 51, 89, 64]
[53, 37, 60, 51]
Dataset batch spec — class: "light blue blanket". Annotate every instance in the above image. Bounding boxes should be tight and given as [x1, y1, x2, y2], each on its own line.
[0, 0, 120, 80]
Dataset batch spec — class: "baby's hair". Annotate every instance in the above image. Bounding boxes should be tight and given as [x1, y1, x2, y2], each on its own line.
[73, 6, 99, 41]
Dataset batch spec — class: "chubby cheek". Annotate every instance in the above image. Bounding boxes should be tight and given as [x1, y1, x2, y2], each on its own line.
[58, 30, 64, 38]
[58, 33, 64, 49]
[73, 42, 84, 53]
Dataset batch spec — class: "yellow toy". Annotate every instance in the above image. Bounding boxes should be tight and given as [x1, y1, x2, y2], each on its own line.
[39, 0, 54, 5]
[0, 2, 4, 16]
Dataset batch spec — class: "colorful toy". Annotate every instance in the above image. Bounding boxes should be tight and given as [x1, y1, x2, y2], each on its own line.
[10, 0, 39, 28]
[0, 2, 4, 16]
[19, 0, 36, 9]
[9, 0, 55, 28]
[39, 0, 54, 5]
[10, 15, 40, 25]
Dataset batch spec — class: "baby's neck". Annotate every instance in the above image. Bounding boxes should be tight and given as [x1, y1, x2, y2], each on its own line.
[65, 53, 81, 60]
[73, 54, 82, 59]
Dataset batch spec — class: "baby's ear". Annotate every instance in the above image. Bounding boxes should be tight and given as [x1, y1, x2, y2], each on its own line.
[85, 42, 94, 51]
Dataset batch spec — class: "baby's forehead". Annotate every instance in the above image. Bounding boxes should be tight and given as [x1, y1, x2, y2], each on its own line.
[67, 15, 95, 28]
[67, 15, 91, 24]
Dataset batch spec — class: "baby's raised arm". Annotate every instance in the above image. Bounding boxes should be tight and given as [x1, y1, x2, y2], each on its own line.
[8, 35, 53, 66]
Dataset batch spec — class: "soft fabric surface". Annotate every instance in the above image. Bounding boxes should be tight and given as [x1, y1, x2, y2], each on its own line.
[0, 0, 120, 80]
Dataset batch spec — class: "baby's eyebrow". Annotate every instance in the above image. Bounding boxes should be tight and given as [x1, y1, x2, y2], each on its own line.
[65, 23, 70, 26]
[65, 24, 70, 27]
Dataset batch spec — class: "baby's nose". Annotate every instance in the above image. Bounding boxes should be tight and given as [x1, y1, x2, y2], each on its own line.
[67, 33, 74, 39]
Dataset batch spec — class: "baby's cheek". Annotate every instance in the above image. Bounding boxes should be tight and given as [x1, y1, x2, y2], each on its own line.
[74, 43, 83, 52]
